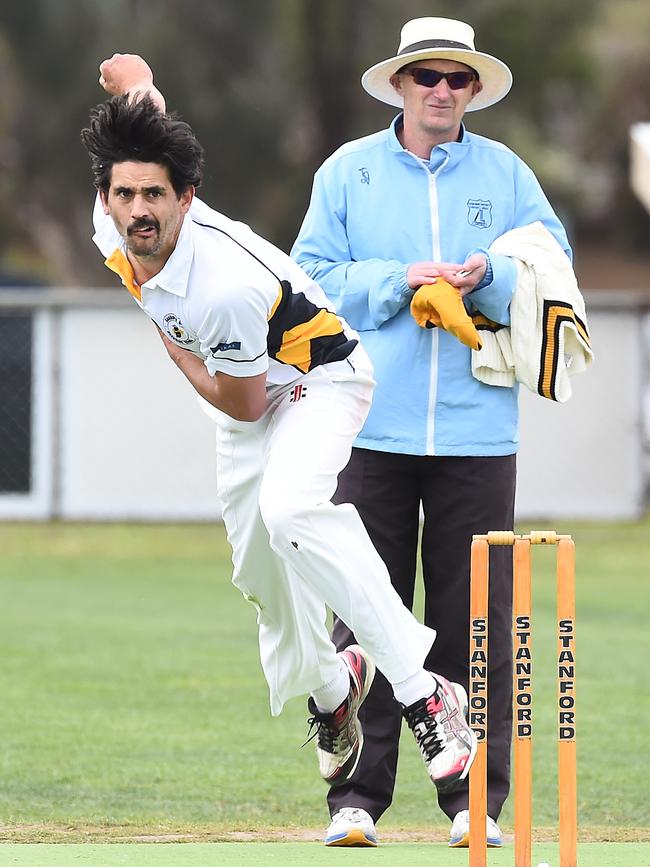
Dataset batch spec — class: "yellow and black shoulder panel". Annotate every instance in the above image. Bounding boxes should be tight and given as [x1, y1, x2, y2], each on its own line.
[268, 281, 357, 373]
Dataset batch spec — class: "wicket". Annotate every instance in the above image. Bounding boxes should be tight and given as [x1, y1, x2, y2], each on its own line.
[468, 530, 577, 867]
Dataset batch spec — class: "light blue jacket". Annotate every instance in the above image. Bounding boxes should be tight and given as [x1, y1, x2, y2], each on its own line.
[291, 117, 571, 456]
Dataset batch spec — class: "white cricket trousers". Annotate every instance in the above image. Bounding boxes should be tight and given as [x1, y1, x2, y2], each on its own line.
[211, 349, 435, 715]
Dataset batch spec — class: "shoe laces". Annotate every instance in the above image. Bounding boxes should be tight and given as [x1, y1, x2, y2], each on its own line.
[335, 807, 370, 823]
[303, 699, 352, 754]
[402, 694, 445, 761]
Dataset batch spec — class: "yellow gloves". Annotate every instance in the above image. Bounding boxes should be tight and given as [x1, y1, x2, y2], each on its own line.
[410, 280, 483, 350]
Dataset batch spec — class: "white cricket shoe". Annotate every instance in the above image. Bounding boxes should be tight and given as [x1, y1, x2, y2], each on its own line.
[305, 645, 375, 786]
[449, 809, 503, 847]
[401, 673, 477, 793]
[324, 807, 378, 847]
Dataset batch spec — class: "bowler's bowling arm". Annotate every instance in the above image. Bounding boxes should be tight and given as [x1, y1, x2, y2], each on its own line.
[158, 328, 267, 422]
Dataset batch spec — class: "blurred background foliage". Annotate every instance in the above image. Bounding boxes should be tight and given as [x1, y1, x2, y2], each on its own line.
[0, 0, 648, 285]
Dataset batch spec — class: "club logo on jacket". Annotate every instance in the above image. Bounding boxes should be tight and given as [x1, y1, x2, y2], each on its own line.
[163, 313, 195, 345]
[467, 199, 493, 228]
[289, 384, 307, 403]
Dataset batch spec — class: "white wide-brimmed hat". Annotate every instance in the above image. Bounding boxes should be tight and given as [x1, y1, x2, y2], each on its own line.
[362, 17, 513, 112]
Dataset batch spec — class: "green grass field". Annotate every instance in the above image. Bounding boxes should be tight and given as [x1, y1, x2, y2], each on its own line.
[1, 519, 649, 865]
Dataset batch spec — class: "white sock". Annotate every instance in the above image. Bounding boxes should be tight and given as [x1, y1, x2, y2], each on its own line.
[311, 662, 350, 713]
[391, 670, 438, 707]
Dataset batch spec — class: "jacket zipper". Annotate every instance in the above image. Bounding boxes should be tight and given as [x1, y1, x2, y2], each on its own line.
[409, 151, 448, 454]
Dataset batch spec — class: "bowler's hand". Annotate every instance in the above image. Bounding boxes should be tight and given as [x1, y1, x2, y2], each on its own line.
[99, 53, 166, 112]
[99, 53, 153, 95]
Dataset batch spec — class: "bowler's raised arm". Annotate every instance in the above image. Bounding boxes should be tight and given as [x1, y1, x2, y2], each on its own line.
[99, 53, 166, 112]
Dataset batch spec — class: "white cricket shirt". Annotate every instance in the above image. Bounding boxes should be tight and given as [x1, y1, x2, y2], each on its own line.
[92, 196, 359, 386]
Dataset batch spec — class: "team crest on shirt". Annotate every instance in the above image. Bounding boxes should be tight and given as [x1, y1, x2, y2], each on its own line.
[163, 313, 195, 345]
[467, 199, 493, 228]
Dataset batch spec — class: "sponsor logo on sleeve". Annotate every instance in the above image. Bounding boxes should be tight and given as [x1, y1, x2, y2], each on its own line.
[211, 341, 242, 354]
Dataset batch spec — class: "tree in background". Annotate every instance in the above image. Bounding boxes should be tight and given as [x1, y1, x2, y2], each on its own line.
[0, 0, 647, 286]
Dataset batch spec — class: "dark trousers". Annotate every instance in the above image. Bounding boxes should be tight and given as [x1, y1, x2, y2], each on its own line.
[327, 448, 516, 823]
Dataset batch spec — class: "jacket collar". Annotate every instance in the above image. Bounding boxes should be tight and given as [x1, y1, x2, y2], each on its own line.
[387, 114, 471, 170]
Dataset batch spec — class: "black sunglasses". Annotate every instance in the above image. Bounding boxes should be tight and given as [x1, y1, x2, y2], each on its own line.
[404, 68, 477, 90]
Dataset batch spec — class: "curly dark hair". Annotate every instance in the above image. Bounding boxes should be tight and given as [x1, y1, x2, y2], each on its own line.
[80, 95, 204, 196]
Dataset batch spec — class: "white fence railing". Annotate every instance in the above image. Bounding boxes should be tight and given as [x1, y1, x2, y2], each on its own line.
[630, 123, 650, 214]
[0, 288, 648, 521]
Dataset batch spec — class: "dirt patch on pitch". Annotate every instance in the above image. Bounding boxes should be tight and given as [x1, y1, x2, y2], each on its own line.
[1, 823, 648, 844]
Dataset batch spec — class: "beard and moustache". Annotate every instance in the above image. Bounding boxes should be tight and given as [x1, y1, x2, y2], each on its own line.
[126, 216, 161, 256]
